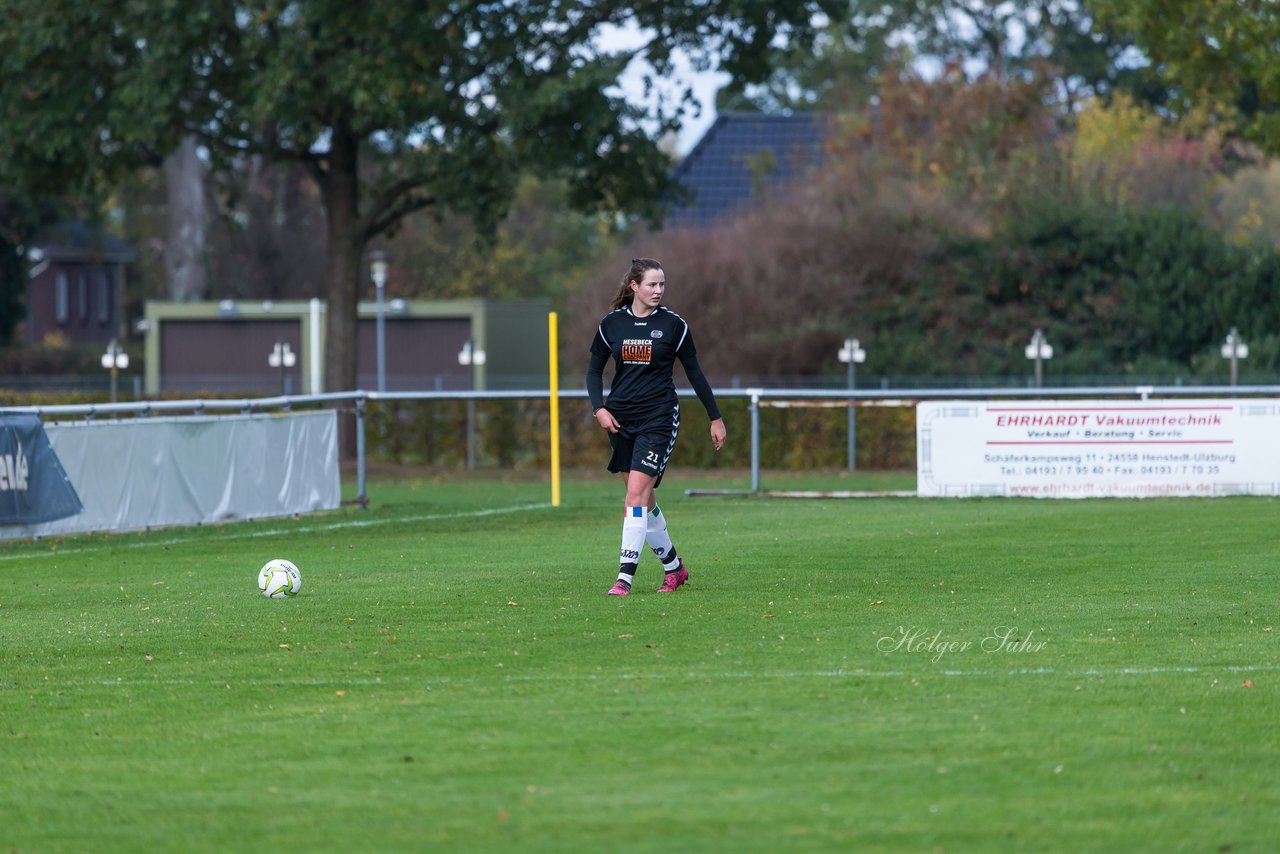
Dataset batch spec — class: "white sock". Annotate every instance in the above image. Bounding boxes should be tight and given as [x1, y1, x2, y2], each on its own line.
[647, 506, 681, 571]
[618, 506, 647, 580]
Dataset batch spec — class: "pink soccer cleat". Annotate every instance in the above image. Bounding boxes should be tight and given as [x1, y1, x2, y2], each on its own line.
[656, 564, 688, 593]
[607, 579, 632, 596]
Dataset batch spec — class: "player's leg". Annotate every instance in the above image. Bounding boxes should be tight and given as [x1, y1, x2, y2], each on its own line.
[606, 427, 642, 596]
[610, 469, 656, 596]
[634, 405, 688, 592]
[647, 503, 687, 587]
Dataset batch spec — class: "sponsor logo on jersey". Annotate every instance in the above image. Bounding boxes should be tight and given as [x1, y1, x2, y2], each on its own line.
[651, 330, 663, 338]
[621, 338, 652, 364]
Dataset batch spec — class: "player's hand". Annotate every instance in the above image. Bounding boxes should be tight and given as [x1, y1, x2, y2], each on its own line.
[709, 418, 726, 451]
[595, 408, 620, 434]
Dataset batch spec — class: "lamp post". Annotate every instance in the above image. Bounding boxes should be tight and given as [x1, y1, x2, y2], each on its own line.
[1024, 328, 1053, 388]
[458, 340, 487, 469]
[268, 341, 297, 395]
[101, 339, 129, 403]
[27, 246, 49, 279]
[1220, 327, 1248, 386]
[458, 339, 486, 373]
[837, 337, 866, 471]
[369, 250, 389, 392]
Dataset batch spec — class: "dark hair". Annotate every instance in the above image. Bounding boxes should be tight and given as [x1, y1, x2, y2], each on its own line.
[610, 258, 663, 310]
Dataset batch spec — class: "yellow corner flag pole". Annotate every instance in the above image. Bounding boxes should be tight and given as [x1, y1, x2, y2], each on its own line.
[548, 311, 561, 507]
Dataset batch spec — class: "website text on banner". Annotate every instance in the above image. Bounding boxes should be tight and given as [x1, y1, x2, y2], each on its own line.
[917, 399, 1278, 498]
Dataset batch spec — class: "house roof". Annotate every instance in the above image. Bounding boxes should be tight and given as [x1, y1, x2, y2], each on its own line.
[34, 220, 137, 264]
[665, 111, 828, 230]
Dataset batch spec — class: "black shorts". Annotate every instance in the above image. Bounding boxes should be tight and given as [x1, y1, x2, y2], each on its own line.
[606, 403, 680, 488]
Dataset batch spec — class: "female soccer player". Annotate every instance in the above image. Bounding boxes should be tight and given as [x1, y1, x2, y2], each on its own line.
[585, 258, 727, 596]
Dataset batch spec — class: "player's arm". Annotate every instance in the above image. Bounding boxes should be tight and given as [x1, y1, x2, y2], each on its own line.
[586, 335, 620, 433]
[678, 349, 726, 450]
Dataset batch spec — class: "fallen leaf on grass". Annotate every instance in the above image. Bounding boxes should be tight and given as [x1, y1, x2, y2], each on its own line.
[507, 600, 519, 607]
[618, 633, 633, 638]
[1242, 680, 1255, 689]
[762, 614, 775, 619]
[871, 600, 884, 606]
[335, 690, 347, 697]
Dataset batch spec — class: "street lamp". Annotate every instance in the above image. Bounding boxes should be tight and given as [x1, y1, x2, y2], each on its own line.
[458, 340, 487, 470]
[268, 340, 297, 395]
[101, 339, 129, 403]
[458, 339, 487, 370]
[27, 246, 49, 279]
[837, 337, 866, 471]
[369, 250, 390, 392]
[1220, 327, 1248, 386]
[1024, 328, 1053, 388]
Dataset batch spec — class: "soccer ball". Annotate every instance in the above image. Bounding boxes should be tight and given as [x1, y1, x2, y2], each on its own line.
[258, 559, 302, 598]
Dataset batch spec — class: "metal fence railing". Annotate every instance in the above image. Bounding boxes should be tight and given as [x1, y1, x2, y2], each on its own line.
[8, 383, 1280, 507]
[12, 369, 1280, 402]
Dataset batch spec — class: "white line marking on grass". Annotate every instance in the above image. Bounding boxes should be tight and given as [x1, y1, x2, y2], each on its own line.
[460, 662, 1280, 682]
[0, 503, 552, 562]
[2, 662, 1271, 692]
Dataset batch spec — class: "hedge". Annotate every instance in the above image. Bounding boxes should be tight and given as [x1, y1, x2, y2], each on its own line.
[1, 391, 918, 471]
[364, 397, 917, 471]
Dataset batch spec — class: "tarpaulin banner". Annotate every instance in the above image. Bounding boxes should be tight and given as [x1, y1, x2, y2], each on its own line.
[918, 398, 1280, 498]
[0, 413, 83, 525]
[0, 410, 339, 540]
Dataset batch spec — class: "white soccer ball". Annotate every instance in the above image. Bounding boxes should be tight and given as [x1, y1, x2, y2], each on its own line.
[258, 558, 302, 598]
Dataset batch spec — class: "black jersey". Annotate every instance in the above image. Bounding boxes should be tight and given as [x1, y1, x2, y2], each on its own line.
[586, 304, 721, 422]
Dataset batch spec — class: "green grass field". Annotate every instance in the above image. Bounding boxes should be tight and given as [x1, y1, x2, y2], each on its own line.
[2, 470, 1277, 852]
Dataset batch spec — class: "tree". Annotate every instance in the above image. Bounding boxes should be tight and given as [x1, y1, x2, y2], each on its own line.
[205, 158, 329, 301]
[1091, 1, 1280, 154]
[385, 175, 608, 302]
[0, 1, 840, 424]
[717, 5, 914, 112]
[163, 137, 208, 302]
[1068, 93, 1227, 212]
[0, 191, 43, 346]
[721, 1, 1149, 115]
[565, 56, 1280, 385]
[0, 186, 71, 347]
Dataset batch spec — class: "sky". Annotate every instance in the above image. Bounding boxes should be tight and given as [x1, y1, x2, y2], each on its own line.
[597, 23, 730, 156]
